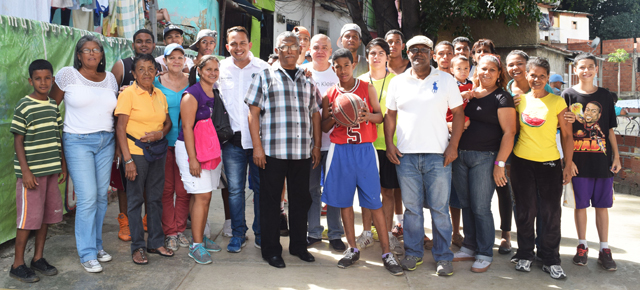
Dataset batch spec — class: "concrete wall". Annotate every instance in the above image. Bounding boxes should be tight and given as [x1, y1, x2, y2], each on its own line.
[568, 38, 640, 98]
[158, 0, 220, 54]
[615, 135, 640, 195]
[274, 0, 356, 52]
[437, 15, 539, 48]
[557, 14, 589, 43]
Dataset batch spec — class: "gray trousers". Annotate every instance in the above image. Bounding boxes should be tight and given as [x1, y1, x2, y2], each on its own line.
[126, 154, 166, 254]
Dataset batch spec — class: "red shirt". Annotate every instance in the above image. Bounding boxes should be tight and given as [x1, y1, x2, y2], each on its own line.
[446, 79, 472, 122]
[327, 79, 378, 144]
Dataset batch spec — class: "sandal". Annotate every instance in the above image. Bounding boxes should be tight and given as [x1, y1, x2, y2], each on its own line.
[132, 248, 148, 265]
[147, 247, 174, 257]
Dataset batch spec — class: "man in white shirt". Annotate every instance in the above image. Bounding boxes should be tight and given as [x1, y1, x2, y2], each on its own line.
[384, 36, 465, 276]
[302, 34, 345, 251]
[218, 26, 270, 253]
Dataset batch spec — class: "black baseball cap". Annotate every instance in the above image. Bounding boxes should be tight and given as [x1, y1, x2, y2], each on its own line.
[163, 24, 184, 38]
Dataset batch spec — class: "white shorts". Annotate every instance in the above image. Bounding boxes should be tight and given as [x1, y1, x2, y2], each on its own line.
[175, 140, 222, 194]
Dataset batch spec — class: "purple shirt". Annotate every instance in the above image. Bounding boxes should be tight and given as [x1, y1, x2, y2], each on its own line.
[177, 82, 214, 141]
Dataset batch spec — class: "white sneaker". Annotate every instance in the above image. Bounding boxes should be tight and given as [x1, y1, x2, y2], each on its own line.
[356, 232, 374, 249]
[81, 259, 103, 273]
[515, 259, 532, 272]
[542, 265, 567, 279]
[223, 219, 233, 238]
[453, 250, 475, 262]
[388, 233, 404, 256]
[471, 259, 491, 273]
[97, 250, 112, 262]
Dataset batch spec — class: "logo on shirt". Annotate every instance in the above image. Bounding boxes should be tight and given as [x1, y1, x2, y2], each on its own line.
[571, 101, 606, 154]
[476, 106, 482, 111]
[432, 81, 439, 93]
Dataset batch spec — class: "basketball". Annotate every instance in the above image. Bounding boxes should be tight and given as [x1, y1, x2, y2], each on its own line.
[332, 93, 365, 127]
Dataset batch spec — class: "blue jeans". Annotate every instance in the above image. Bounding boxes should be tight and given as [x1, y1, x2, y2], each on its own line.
[63, 131, 115, 263]
[222, 142, 260, 238]
[396, 153, 453, 261]
[308, 151, 344, 240]
[452, 150, 497, 262]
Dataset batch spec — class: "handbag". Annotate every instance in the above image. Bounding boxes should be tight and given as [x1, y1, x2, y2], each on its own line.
[212, 89, 233, 144]
[127, 133, 169, 162]
[562, 180, 576, 208]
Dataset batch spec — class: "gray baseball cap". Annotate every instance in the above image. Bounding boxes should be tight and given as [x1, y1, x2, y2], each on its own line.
[189, 29, 218, 50]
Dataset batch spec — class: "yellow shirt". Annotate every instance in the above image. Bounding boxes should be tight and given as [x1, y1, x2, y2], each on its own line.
[513, 92, 567, 162]
[358, 72, 397, 150]
[115, 83, 168, 155]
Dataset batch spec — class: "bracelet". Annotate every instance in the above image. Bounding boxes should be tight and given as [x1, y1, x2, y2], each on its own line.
[125, 158, 134, 164]
[314, 146, 321, 149]
[158, 131, 164, 139]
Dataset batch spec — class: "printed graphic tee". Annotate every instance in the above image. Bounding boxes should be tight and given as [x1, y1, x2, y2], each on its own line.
[563, 87, 617, 178]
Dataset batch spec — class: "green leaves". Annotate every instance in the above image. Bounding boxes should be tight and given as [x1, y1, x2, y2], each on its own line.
[607, 49, 630, 64]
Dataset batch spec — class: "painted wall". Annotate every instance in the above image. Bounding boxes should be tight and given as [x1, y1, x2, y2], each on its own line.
[557, 14, 589, 43]
[158, 0, 220, 54]
[274, 0, 352, 52]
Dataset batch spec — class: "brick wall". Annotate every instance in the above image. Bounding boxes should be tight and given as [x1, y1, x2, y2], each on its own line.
[615, 135, 640, 195]
[567, 38, 640, 98]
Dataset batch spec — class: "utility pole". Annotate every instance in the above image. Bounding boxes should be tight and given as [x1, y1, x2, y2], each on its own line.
[150, 0, 158, 43]
[221, 0, 228, 41]
[310, 0, 316, 36]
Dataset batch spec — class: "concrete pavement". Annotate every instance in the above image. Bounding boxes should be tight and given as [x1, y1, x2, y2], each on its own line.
[1, 189, 639, 290]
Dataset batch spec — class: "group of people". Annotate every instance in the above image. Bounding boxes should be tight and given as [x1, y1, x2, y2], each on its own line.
[9, 21, 620, 283]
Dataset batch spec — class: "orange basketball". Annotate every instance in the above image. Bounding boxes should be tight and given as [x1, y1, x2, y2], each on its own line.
[332, 93, 364, 127]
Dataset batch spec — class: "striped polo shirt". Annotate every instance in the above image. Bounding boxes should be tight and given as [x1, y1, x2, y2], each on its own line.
[10, 96, 63, 178]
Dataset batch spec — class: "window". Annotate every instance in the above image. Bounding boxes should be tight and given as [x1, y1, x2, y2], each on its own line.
[572, 21, 577, 30]
[317, 20, 329, 36]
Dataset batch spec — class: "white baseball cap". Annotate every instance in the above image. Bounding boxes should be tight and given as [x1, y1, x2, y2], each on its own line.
[406, 35, 434, 50]
[337, 23, 362, 48]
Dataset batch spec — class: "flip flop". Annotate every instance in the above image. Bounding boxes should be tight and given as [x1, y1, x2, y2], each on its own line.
[147, 248, 174, 257]
[132, 248, 148, 265]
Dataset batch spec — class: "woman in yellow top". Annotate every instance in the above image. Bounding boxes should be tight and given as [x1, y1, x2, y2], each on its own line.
[115, 54, 173, 265]
[356, 38, 403, 255]
[510, 57, 574, 279]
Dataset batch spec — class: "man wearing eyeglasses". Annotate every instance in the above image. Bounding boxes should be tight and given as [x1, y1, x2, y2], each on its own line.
[384, 36, 465, 276]
[245, 31, 322, 269]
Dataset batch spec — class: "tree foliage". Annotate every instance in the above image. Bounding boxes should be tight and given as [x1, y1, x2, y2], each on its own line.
[560, 0, 640, 40]
[608, 48, 630, 64]
[417, 0, 543, 42]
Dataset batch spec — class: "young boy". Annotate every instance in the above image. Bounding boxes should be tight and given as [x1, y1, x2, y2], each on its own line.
[447, 55, 472, 248]
[10, 59, 66, 283]
[563, 53, 620, 271]
[321, 48, 403, 276]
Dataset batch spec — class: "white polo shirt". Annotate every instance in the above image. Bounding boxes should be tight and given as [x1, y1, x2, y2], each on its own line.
[219, 52, 270, 149]
[386, 67, 464, 154]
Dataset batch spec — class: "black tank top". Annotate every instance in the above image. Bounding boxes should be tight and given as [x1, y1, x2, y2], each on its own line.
[120, 57, 135, 88]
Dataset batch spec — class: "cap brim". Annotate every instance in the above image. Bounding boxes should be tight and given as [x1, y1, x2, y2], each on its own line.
[164, 28, 183, 37]
[337, 36, 344, 49]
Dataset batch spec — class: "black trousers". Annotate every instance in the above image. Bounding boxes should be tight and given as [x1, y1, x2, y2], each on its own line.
[260, 156, 312, 259]
[495, 181, 513, 232]
[511, 156, 563, 266]
[126, 155, 166, 254]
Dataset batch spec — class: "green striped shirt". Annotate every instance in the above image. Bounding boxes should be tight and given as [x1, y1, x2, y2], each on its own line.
[10, 96, 63, 178]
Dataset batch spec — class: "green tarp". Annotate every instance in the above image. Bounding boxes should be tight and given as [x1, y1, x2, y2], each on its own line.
[0, 15, 139, 244]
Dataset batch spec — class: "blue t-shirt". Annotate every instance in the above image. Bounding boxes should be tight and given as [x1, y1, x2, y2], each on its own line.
[154, 76, 187, 146]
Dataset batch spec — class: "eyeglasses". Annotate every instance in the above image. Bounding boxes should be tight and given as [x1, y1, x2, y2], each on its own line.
[81, 48, 102, 54]
[277, 44, 300, 52]
[408, 47, 430, 55]
[200, 40, 216, 46]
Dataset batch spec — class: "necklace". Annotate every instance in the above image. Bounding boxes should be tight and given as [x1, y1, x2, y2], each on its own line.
[369, 69, 389, 103]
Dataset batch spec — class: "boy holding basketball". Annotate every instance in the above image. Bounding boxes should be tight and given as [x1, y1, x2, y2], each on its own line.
[321, 48, 403, 276]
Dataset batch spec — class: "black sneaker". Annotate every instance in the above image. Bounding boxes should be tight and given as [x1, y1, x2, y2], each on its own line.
[10, 264, 40, 283]
[383, 253, 404, 276]
[330, 239, 346, 251]
[307, 237, 322, 247]
[337, 248, 360, 269]
[279, 213, 289, 236]
[598, 248, 617, 271]
[572, 244, 588, 266]
[31, 258, 58, 276]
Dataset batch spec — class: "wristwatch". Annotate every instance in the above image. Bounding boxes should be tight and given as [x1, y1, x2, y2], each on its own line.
[494, 161, 505, 168]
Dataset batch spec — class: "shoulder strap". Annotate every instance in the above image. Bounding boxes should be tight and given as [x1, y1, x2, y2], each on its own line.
[126, 133, 138, 142]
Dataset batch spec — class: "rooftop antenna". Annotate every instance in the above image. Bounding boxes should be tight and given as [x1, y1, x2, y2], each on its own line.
[589, 36, 600, 54]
